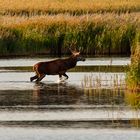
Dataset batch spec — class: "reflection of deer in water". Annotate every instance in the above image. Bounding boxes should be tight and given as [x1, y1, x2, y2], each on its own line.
[32, 82, 84, 105]
[30, 49, 85, 82]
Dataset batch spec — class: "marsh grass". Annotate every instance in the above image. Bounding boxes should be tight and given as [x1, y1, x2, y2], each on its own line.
[0, 13, 139, 56]
[81, 73, 140, 123]
[0, 0, 140, 16]
[126, 41, 140, 91]
[125, 91, 140, 109]
[81, 73, 125, 90]
[0, 0, 139, 56]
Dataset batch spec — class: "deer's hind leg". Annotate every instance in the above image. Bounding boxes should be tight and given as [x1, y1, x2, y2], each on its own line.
[36, 74, 45, 82]
[30, 64, 40, 82]
[30, 75, 38, 82]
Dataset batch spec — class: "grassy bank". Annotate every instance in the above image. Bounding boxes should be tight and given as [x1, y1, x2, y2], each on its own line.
[0, 14, 139, 56]
[126, 42, 140, 91]
[0, 0, 140, 16]
[0, 0, 140, 56]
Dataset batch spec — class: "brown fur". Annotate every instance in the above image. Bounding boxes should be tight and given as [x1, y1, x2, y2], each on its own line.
[30, 54, 84, 82]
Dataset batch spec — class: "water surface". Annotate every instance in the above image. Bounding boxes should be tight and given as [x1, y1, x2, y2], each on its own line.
[0, 127, 140, 140]
[0, 57, 130, 67]
[0, 57, 139, 140]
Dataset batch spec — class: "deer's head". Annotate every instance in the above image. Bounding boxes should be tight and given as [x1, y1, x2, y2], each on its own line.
[72, 51, 85, 62]
[69, 42, 85, 62]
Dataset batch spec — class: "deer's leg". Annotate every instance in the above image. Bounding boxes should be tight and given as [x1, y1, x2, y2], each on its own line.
[30, 75, 38, 82]
[36, 74, 45, 82]
[63, 73, 69, 80]
[59, 74, 62, 80]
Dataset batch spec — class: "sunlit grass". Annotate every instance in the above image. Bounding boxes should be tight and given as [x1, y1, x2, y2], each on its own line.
[126, 43, 140, 91]
[1, 13, 140, 27]
[0, 0, 140, 56]
[81, 73, 125, 89]
[0, 13, 139, 56]
[0, 0, 140, 16]
[125, 90, 140, 109]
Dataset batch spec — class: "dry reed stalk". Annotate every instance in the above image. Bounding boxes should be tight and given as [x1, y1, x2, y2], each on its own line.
[0, 0, 140, 16]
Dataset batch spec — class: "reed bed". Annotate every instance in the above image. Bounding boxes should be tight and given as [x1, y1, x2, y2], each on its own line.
[0, 0, 140, 16]
[1, 13, 140, 27]
[81, 74, 125, 89]
[126, 43, 140, 91]
[81, 74, 140, 108]
[0, 13, 139, 56]
[125, 91, 140, 109]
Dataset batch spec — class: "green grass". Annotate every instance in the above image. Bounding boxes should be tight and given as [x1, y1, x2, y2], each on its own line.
[126, 39, 140, 91]
[0, 14, 139, 56]
[0, 0, 140, 56]
[125, 91, 140, 109]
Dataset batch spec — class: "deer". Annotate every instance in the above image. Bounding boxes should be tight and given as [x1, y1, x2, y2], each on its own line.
[30, 49, 85, 82]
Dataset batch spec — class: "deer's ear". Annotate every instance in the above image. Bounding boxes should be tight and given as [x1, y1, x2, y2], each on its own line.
[77, 52, 80, 55]
[73, 52, 80, 56]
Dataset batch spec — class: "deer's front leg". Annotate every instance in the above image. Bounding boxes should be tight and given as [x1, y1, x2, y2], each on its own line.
[58, 73, 68, 82]
[59, 74, 62, 80]
[63, 73, 69, 80]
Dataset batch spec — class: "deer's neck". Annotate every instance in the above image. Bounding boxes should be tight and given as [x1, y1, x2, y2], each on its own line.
[64, 56, 77, 69]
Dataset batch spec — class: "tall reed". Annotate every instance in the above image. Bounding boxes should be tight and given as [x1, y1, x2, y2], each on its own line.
[126, 39, 140, 91]
[0, 14, 139, 56]
[0, 0, 140, 16]
[125, 90, 140, 109]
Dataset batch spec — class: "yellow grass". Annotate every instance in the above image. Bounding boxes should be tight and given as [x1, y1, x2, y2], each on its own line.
[1, 13, 140, 28]
[0, 0, 140, 15]
[0, 0, 139, 56]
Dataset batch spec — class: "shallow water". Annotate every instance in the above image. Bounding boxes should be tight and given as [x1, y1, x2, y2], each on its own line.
[0, 72, 125, 90]
[0, 57, 139, 140]
[0, 127, 140, 140]
[0, 57, 130, 67]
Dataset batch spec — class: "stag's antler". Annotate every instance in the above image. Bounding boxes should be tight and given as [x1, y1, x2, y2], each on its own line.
[69, 41, 80, 55]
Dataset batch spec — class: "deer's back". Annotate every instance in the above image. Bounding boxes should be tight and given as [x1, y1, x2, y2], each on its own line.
[34, 58, 75, 75]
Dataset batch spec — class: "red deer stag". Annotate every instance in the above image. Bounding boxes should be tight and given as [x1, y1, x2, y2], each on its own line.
[30, 51, 85, 82]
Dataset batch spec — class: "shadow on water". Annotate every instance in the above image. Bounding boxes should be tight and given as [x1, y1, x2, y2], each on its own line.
[32, 82, 83, 105]
[0, 82, 140, 129]
[0, 82, 83, 106]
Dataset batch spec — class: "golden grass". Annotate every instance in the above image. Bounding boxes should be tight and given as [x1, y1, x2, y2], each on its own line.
[125, 91, 140, 109]
[0, 1, 139, 56]
[0, 13, 139, 56]
[126, 44, 140, 91]
[0, 0, 140, 16]
[81, 74, 125, 89]
[1, 13, 140, 28]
